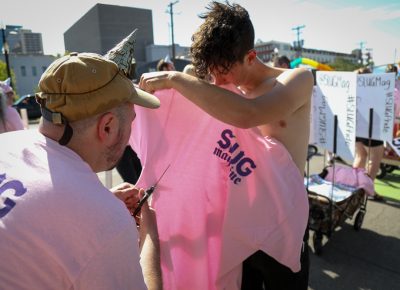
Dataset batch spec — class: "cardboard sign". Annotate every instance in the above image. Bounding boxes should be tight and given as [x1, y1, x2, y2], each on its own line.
[356, 73, 395, 141]
[310, 71, 357, 161]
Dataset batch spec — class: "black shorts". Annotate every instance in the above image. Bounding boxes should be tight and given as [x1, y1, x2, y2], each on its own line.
[241, 229, 309, 290]
[356, 137, 384, 147]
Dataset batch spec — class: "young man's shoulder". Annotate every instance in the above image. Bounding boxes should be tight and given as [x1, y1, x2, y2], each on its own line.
[277, 67, 312, 81]
[277, 68, 314, 101]
[253, 67, 312, 95]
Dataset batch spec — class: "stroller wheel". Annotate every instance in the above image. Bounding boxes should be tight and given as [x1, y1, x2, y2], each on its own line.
[312, 232, 323, 255]
[354, 210, 365, 231]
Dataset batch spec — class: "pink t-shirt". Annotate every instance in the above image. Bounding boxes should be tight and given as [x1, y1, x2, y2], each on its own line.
[131, 88, 308, 290]
[0, 106, 24, 133]
[0, 130, 147, 290]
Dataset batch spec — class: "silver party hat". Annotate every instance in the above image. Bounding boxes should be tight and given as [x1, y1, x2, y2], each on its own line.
[105, 29, 137, 75]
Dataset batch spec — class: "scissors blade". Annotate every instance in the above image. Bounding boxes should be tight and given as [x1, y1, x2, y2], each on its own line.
[132, 164, 171, 217]
[153, 164, 171, 188]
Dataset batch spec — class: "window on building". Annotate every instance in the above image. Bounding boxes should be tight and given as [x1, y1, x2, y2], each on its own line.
[42, 66, 47, 73]
[21, 66, 26, 77]
[32, 66, 37, 76]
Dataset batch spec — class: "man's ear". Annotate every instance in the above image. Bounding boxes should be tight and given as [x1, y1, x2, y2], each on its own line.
[97, 112, 119, 144]
[246, 49, 257, 64]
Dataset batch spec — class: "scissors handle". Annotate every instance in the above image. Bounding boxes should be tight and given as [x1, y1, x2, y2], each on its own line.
[132, 164, 169, 218]
[132, 186, 155, 216]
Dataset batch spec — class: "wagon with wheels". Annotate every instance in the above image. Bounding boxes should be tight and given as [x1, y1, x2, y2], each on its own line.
[305, 164, 370, 255]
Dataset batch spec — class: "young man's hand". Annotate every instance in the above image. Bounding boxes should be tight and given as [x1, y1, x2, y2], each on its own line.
[139, 71, 177, 93]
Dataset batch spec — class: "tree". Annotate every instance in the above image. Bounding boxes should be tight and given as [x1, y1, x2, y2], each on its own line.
[0, 60, 16, 85]
[330, 57, 363, 72]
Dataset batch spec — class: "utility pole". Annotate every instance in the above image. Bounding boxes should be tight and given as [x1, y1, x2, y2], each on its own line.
[1, 26, 13, 88]
[167, 1, 179, 61]
[365, 47, 373, 67]
[292, 25, 305, 57]
[357, 41, 366, 65]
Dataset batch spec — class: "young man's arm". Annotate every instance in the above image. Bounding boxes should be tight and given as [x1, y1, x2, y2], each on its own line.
[139, 68, 313, 128]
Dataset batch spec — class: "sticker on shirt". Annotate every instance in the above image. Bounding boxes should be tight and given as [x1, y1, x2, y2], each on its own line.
[213, 129, 257, 185]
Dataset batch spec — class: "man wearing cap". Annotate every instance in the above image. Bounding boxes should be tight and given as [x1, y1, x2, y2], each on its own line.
[0, 52, 162, 289]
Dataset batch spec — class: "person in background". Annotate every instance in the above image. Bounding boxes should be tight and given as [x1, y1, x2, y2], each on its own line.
[183, 63, 215, 83]
[0, 79, 24, 133]
[140, 2, 313, 289]
[353, 67, 385, 201]
[273, 55, 291, 69]
[156, 55, 175, 71]
[182, 63, 196, 76]
[0, 52, 162, 289]
[386, 64, 400, 137]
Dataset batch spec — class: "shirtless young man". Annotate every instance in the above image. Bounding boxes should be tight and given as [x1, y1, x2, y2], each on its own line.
[140, 2, 313, 289]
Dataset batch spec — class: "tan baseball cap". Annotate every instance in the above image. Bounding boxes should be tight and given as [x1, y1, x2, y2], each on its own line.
[36, 52, 160, 123]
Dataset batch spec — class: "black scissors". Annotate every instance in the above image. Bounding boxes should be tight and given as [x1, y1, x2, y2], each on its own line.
[132, 164, 170, 217]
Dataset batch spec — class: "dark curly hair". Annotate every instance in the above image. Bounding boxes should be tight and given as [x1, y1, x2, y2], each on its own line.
[190, 1, 254, 78]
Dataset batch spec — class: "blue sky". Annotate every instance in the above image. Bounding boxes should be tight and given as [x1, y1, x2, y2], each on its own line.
[3, 0, 399, 65]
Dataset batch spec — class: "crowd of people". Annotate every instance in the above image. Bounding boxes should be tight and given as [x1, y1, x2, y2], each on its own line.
[0, 1, 399, 289]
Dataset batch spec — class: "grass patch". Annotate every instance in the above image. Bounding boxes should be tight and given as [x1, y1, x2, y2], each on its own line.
[375, 170, 400, 201]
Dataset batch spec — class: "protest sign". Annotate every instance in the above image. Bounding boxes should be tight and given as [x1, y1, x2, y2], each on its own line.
[356, 73, 395, 141]
[310, 71, 357, 161]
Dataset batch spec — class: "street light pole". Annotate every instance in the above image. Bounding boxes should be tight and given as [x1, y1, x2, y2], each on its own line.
[168, 1, 179, 61]
[1, 27, 12, 88]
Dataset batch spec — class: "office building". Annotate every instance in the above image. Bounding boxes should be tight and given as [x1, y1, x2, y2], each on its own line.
[64, 4, 154, 65]
[1, 25, 54, 95]
[1, 25, 44, 55]
[255, 40, 359, 65]
[0, 54, 55, 95]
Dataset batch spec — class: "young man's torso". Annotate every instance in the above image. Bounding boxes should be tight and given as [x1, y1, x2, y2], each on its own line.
[242, 68, 311, 174]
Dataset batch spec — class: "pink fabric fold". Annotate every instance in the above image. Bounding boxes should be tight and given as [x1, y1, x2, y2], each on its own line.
[324, 164, 374, 196]
[130, 88, 308, 290]
[0, 106, 24, 133]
